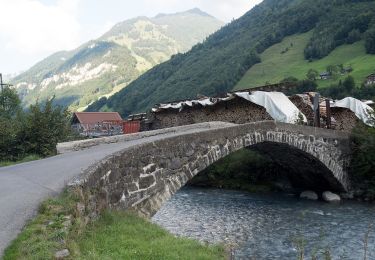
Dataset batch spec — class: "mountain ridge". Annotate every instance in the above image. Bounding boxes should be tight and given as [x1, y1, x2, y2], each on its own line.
[155, 8, 214, 19]
[12, 9, 224, 110]
[86, 0, 375, 117]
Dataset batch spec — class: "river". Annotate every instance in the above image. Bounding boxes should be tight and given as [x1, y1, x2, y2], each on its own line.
[152, 187, 375, 259]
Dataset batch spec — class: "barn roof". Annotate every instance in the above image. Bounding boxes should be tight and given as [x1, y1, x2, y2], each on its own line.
[73, 112, 122, 124]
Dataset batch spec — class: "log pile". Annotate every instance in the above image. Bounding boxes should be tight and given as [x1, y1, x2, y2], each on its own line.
[331, 107, 359, 131]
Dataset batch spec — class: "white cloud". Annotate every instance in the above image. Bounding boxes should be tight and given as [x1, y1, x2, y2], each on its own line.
[0, 0, 263, 74]
[0, 0, 81, 55]
[210, 0, 263, 21]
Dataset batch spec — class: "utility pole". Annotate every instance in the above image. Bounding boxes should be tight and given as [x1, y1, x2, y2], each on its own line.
[325, 99, 332, 129]
[313, 93, 320, 128]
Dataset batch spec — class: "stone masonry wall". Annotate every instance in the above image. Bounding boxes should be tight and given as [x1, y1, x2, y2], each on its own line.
[69, 122, 351, 219]
[151, 97, 272, 130]
[151, 95, 359, 132]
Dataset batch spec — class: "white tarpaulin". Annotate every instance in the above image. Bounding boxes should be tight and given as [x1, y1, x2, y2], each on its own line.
[152, 91, 307, 124]
[332, 97, 374, 126]
[152, 95, 236, 112]
[235, 91, 307, 124]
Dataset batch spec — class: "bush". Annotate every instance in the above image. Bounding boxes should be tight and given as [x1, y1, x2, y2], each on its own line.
[0, 89, 72, 162]
[284, 79, 317, 96]
[21, 98, 72, 157]
[320, 75, 375, 101]
[350, 123, 375, 200]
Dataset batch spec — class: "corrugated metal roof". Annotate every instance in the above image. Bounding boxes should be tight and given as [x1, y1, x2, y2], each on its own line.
[73, 112, 122, 124]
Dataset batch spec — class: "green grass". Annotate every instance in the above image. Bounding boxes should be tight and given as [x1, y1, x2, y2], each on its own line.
[0, 154, 41, 167]
[3, 190, 79, 260]
[4, 190, 226, 260]
[76, 212, 225, 260]
[234, 31, 375, 90]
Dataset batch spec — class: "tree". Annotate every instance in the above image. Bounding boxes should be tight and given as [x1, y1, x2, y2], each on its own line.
[306, 69, 319, 81]
[0, 86, 21, 118]
[23, 98, 71, 157]
[350, 124, 375, 200]
[296, 79, 317, 93]
[343, 75, 355, 93]
[347, 29, 361, 44]
[280, 76, 299, 83]
[326, 65, 339, 80]
[0, 116, 23, 161]
[0, 87, 23, 161]
[365, 29, 375, 54]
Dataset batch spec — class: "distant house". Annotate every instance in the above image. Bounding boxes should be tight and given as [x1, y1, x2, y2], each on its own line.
[71, 112, 123, 137]
[366, 73, 375, 85]
[320, 72, 330, 80]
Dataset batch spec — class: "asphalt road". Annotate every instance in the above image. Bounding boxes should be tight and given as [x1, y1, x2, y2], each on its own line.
[0, 123, 232, 255]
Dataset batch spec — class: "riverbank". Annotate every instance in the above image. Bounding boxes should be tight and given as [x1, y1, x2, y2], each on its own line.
[4, 190, 226, 260]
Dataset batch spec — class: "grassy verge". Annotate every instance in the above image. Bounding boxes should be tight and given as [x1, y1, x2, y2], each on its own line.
[76, 212, 225, 260]
[0, 154, 41, 167]
[4, 190, 226, 260]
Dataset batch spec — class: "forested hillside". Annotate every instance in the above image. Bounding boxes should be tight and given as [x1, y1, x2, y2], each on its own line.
[234, 32, 375, 90]
[12, 9, 223, 110]
[87, 0, 375, 117]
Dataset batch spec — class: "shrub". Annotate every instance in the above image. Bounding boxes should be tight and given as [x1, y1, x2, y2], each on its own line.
[350, 123, 375, 200]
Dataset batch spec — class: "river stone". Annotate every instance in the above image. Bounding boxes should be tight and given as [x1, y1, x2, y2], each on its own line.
[55, 249, 70, 259]
[340, 192, 354, 200]
[322, 191, 341, 202]
[300, 191, 318, 200]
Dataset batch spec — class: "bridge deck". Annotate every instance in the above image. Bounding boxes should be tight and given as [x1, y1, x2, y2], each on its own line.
[0, 122, 234, 255]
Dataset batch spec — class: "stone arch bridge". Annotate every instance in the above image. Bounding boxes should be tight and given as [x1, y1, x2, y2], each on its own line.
[71, 121, 351, 218]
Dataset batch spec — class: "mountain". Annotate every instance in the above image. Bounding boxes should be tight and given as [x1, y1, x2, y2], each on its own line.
[12, 9, 223, 110]
[86, 0, 375, 117]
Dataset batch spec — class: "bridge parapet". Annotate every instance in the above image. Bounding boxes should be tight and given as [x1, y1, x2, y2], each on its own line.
[69, 121, 351, 218]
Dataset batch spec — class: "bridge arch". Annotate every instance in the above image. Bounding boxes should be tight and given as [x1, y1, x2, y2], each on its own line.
[72, 121, 351, 218]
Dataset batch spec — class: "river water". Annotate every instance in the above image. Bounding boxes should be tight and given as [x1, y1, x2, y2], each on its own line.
[152, 187, 375, 259]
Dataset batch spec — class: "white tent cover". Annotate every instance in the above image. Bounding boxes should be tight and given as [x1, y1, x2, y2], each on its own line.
[234, 91, 307, 124]
[152, 96, 235, 112]
[153, 91, 307, 124]
[332, 97, 374, 126]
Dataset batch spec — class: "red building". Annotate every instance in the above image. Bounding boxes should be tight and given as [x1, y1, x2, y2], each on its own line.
[71, 112, 123, 137]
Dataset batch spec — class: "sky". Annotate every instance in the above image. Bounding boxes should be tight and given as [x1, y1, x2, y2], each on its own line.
[0, 0, 262, 75]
